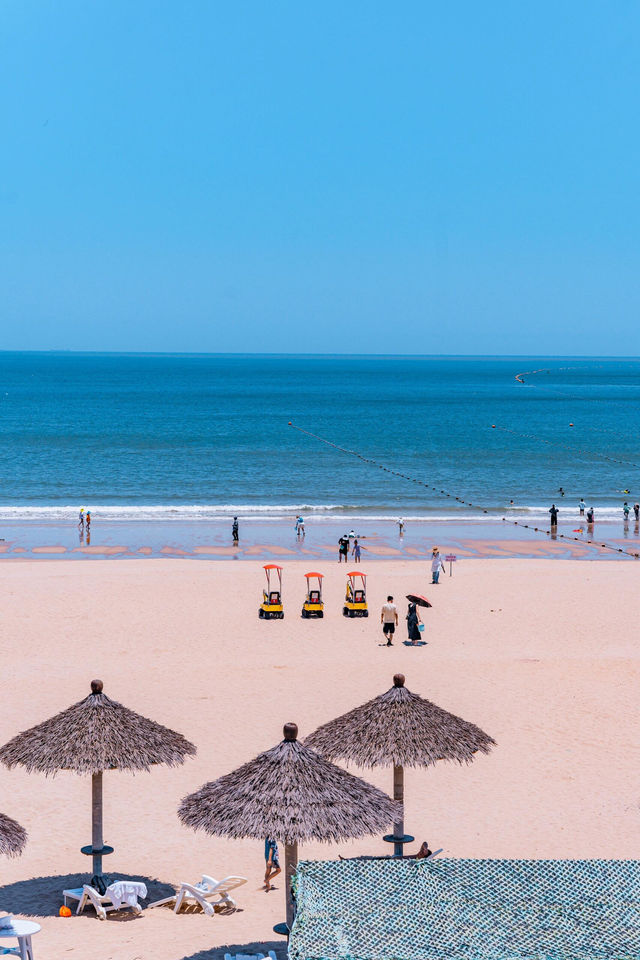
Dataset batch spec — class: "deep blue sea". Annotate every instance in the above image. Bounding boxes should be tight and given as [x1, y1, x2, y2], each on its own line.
[1, 353, 639, 524]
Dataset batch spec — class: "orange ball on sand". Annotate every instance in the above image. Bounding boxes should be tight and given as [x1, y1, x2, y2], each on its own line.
[59, 905, 72, 917]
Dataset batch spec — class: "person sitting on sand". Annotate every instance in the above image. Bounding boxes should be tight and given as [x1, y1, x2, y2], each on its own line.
[411, 840, 433, 859]
[339, 839, 433, 862]
[264, 837, 281, 892]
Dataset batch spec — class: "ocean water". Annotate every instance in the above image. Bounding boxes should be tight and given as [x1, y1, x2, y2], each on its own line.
[1, 353, 639, 524]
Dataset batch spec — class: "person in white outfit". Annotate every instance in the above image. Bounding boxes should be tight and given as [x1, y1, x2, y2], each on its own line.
[431, 547, 445, 584]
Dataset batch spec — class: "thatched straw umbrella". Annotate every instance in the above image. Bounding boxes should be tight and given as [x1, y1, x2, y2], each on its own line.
[179, 721, 396, 932]
[0, 679, 196, 876]
[306, 673, 495, 856]
[0, 813, 27, 858]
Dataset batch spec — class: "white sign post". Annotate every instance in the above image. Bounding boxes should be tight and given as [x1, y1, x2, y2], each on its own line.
[445, 554, 457, 577]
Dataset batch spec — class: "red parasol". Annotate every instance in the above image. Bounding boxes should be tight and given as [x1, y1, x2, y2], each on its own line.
[406, 594, 432, 608]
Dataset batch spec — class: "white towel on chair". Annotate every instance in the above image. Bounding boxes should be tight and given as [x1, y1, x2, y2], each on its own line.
[106, 880, 147, 908]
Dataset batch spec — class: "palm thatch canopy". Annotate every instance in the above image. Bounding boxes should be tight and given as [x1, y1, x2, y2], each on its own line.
[0, 813, 27, 858]
[305, 674, 495, 768]
[179, 722, 396, 845]
[0, 680, 196, 776]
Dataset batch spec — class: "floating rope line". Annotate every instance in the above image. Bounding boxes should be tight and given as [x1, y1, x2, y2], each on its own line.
[491, 425, 640, 470]
[514, 364, 640, 408]
[288, 422, 640, 559]
[514, 367, 550, 383]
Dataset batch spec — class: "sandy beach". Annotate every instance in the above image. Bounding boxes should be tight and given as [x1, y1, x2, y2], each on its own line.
[0, 557, 639, 959]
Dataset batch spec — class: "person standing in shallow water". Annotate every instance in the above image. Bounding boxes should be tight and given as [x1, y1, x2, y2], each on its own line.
[232, 516, 239, 544]
[549, 504, 558, 527]
[352, 538, 365, 563]
[338, 536, 349, 563]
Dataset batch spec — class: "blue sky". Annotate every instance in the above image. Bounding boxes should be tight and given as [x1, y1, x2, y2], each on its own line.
[1, 2, 639, 354]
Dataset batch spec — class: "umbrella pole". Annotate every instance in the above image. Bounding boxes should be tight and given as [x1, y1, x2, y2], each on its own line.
[285, 841, 298, 931]
[92, 771, 103, 876]
[82, 770, 114, 874]
[393, 763, 404, 856]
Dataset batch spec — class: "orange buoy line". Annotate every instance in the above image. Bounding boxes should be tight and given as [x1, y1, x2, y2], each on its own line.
[492, 424, 640, 470]
[288, 422, 640, 559]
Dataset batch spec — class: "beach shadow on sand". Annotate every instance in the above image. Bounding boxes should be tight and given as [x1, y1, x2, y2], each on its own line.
[179, 943, 286, 960]
[0, 872, 175, 917]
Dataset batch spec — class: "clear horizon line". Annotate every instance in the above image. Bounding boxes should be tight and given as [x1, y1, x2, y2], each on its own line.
[2, 350, 640, 360]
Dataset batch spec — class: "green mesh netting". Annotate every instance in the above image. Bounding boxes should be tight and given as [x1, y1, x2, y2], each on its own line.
[288, 858, 640, 960]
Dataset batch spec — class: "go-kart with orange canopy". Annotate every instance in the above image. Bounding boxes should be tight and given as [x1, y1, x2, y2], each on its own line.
[259, 564, 284, 619]
[343, 571, 368, 618]
[302, 572, 324, 618]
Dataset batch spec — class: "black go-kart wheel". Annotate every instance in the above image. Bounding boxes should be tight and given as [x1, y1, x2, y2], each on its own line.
[318, 611, 324, 618]
[342, 607, 348, 617]
[363, 610, 369, 617]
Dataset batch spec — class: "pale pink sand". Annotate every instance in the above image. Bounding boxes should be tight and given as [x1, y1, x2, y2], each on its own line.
[0, 558, 638, 960]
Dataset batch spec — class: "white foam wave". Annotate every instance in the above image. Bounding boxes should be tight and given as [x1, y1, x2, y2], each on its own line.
[0, 503, 633, 524]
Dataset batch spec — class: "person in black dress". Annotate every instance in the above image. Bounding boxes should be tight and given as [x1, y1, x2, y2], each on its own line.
[406, 601, 422, 645]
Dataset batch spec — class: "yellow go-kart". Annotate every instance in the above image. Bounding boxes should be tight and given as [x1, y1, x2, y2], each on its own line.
[343, 571, 368, 618]
[259, 564, 284, 619]
[301, 572, 324, 618]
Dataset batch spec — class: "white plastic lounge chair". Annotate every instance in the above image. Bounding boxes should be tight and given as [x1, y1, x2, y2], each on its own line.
[148, 875, 247, 915]
[223, 953, 277, 960]
[62, 881, 146, 920]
